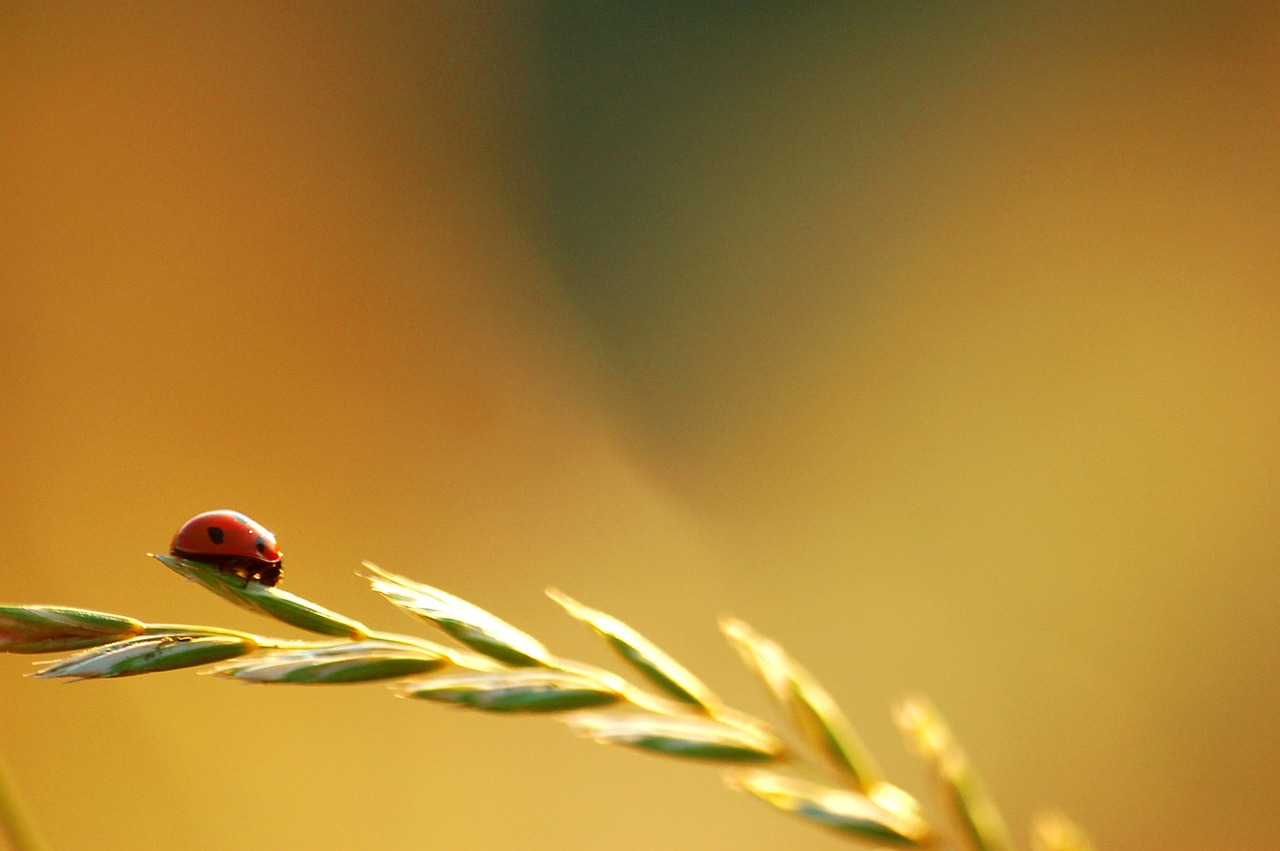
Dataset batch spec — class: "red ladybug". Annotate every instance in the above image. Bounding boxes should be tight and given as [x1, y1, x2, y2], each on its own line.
[170, 510, 283, 587]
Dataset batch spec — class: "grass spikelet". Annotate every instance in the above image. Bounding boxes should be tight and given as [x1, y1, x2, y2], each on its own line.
[361, 562, 552, 667]
[35, 633, 259, 680]
[727, 769, 934, 846]
[566, 713, 786, 763]
[721, 616, 886, 793]
[212, 640, 450, 684]
[399, 668, 626, 712]
[547, 588, 724, 712]
[0, 606, 144, 653]
[154, 554, 368, 638]
[893, 697, 1015, 851]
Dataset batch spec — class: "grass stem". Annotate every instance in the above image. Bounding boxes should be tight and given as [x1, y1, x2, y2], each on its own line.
[0, 753, 49, 851]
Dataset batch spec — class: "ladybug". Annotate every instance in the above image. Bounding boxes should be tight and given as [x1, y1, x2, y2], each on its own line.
[170, 510, 283, 587]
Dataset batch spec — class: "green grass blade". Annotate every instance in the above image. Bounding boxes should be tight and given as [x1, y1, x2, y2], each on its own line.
[547, 588, 723, 712]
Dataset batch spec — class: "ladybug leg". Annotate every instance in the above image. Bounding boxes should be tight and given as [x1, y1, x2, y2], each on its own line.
[225, 562, 252, 589]
[257, 564, 282, 588]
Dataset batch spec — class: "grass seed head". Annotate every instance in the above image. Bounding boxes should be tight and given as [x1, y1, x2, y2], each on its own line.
[2, 545, 1093, 849]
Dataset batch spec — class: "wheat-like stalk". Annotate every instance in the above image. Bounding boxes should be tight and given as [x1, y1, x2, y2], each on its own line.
[1, 555, 1094, 850]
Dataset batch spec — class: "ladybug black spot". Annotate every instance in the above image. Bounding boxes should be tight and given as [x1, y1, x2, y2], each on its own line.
[206, 526, 225, 545]
[255, 537, 266, 553]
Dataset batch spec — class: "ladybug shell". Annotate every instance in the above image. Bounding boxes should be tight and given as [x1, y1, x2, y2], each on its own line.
[170, 510, 283, 587]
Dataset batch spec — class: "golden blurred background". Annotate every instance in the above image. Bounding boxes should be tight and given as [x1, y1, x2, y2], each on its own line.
[2, 3, 1278, 849]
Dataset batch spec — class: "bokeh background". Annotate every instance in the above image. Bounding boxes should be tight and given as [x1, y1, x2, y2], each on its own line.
[3, 3, 1278, 849]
